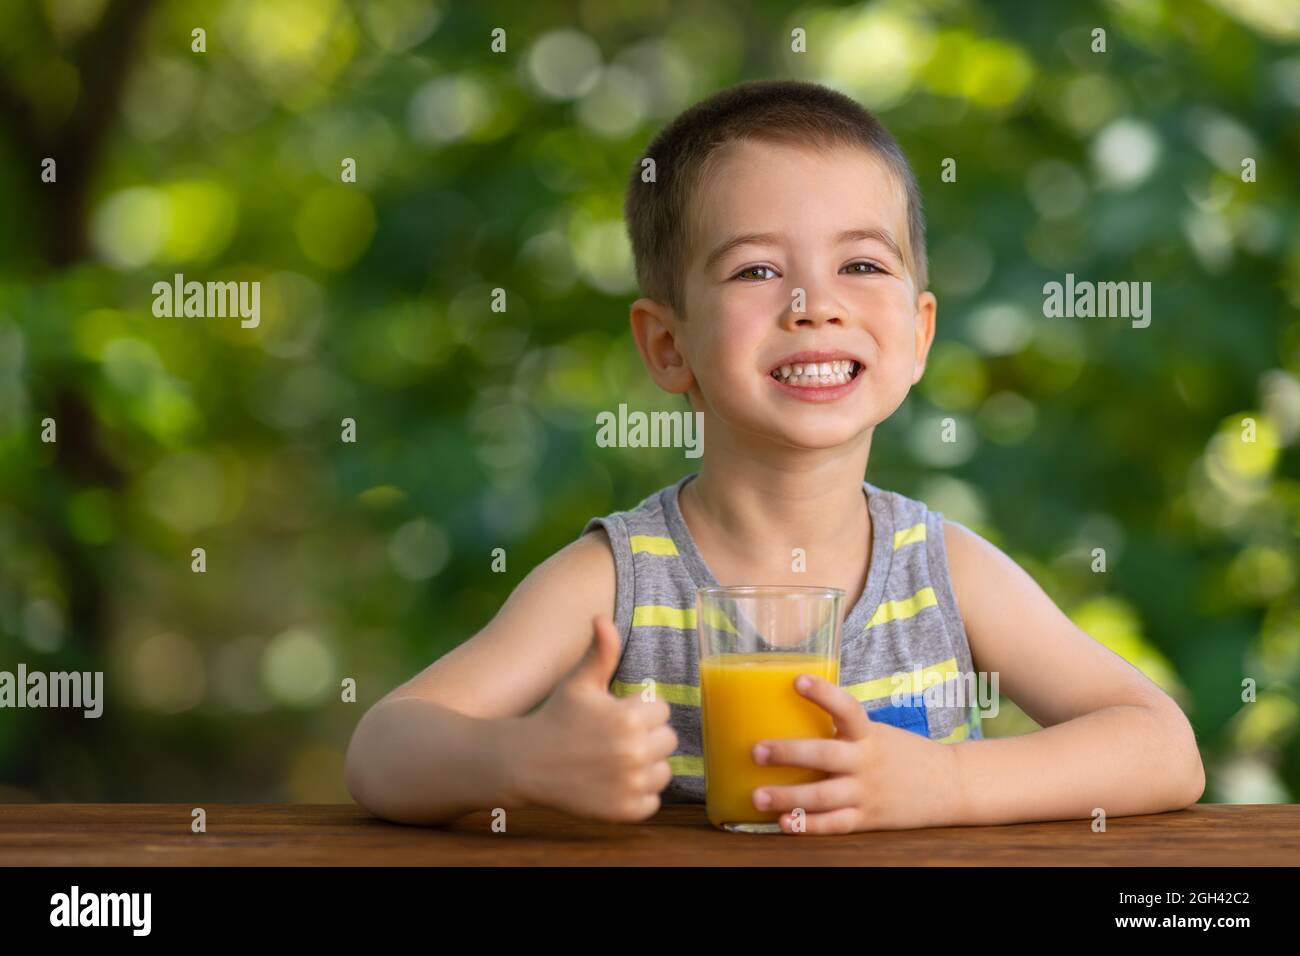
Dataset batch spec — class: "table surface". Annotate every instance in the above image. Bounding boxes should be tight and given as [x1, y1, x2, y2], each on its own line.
[1, 803, 1297, 866]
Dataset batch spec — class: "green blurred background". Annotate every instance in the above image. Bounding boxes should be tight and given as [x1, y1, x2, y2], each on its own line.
[1, 0, 1298, 804]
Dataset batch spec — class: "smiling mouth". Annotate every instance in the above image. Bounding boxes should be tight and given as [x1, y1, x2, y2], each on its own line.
[769, 360, 863, 388]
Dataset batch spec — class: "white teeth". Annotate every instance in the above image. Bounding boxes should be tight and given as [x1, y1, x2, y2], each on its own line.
[770, 359, 861, 387]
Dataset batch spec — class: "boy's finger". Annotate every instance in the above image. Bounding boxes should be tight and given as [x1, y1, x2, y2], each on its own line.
[752, 737, 856, 774]
[622, 694, 672, 727]
[773, 806, 859, 835]
[795, 673, 873, 740]
[569, 615, 622, 690]
[753, 775, 858, 814]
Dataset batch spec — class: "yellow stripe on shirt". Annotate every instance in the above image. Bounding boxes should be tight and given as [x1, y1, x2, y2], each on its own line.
[632, 605, 694, 629]
[630, 535, 679, 556]
[613, 657, 964, 708]
[893, 521, 927, 549]
[669, 754, 704, 777]
[843, 657, 960, 702]
[610, 679, 700, 706]
[938, 720, 974, 744]
[632, 604, 739, 633]
[865, 586, 937, 629]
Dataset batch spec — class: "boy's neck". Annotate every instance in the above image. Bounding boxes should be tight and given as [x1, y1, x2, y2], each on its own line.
[681, 438, 874, 558]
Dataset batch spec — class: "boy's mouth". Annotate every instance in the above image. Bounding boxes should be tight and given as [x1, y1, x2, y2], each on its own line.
[768, 358, 863, 388]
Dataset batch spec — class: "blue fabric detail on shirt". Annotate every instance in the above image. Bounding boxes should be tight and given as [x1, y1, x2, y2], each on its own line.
[866, 694, 930, 737]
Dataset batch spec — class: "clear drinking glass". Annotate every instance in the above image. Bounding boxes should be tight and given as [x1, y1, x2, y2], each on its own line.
[696, 585, 844, 833]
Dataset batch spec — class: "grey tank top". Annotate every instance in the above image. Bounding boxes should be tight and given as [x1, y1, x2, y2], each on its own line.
[580, 473, 984, 804]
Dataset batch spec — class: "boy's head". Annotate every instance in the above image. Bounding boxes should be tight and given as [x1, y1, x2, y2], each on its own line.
[626, 79, 928, 317]
[624, 79, 937, 452]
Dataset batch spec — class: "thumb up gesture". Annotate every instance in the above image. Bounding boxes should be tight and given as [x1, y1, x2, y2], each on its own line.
[520, 616, 678, 822]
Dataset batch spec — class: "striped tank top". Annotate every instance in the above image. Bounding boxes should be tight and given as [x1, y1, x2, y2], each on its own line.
[580, 472, 984, 804]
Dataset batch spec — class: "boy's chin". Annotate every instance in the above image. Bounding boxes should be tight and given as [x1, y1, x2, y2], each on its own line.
[719, 400, 872, 450]
[764, 420, 869, 451]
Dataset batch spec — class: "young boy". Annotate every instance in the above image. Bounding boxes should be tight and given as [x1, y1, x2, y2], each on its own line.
[345, 79, 1205, 834]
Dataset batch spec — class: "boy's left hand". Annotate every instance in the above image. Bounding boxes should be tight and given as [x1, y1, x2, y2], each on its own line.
[751, 673, 964, 834]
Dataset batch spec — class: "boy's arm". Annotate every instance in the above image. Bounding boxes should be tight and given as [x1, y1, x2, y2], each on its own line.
[344, 529, 618, 824]
[942, 519, 1206, 827]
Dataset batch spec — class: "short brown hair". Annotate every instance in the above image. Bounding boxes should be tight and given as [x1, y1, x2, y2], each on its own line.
[624, 79, 927, 317]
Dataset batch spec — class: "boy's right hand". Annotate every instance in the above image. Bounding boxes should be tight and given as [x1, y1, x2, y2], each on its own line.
[515, 615, 678, 822]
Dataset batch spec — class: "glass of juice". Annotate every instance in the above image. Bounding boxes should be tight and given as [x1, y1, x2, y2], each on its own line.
[696, 585, 843, 833]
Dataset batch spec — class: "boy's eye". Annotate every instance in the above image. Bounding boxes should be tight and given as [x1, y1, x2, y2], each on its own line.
[731, 262, 887, 281]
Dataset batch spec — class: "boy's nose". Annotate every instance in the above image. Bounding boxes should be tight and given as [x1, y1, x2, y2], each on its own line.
[783, 302, 846, 328]
[793, 312, 844, 327]
[783, 281, 849, 328]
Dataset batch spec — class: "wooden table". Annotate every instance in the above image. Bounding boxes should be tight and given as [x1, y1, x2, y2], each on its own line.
[2, 803, 1297, 865]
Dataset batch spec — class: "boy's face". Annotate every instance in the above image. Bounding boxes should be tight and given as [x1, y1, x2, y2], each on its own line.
[632, 138, 936, 454]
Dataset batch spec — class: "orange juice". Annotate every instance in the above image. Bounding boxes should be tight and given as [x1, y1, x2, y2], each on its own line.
[699, 651, 840, 828]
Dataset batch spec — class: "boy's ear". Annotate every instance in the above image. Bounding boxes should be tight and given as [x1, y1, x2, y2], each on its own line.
[910, 290, 938, 383]
[629, 296, 695, 395]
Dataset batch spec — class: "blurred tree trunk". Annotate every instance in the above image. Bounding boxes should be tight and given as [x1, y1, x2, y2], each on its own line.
[0, 0, 154, 265]
[0, 0, 154, 799]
